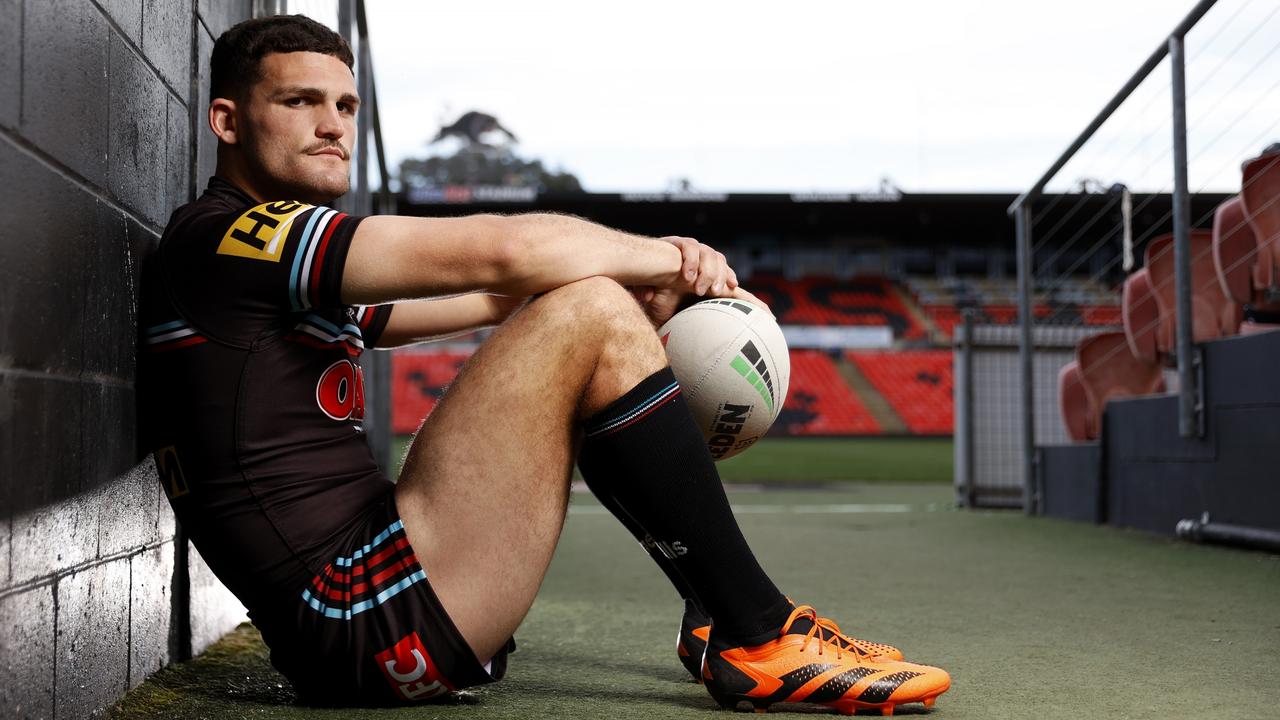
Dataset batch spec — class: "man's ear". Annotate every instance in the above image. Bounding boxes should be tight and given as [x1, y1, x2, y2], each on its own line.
[209, 98, 239, 144]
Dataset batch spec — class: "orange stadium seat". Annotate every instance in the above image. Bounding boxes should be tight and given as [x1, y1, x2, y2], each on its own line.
[1213, 195, 1258, 305]
[747, 275, 924, 337]
[923, 302, 1115, 338]
[1081, 305, 1123, 326]
[847, 350, 954, 434]
[1122, 268, 1161, 365]
[775, 350, 880, 435]
[924, 304, 965, 337]
[1240, 150, 1280, 292]
[1058, 361, 1094, 442]
[391, 350, 473, 433]
[1076, 331, 1164, 434]
[1145, 231, 1238, 349]
[983, 305, 1019, 324]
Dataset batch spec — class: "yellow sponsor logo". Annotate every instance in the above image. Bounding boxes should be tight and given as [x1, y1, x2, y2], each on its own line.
[155, 445, 189, 499]
[216, 200, 313, 262]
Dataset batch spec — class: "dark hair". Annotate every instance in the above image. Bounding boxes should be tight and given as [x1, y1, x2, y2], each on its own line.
[210, 15, 354, 104]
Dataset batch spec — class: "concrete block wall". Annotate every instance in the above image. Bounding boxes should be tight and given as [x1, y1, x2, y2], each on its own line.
[1, 2, 253, 718]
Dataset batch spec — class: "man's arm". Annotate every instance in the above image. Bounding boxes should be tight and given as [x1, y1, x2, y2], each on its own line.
[374, 294, 525, 348]
[340, 213, 718, 307]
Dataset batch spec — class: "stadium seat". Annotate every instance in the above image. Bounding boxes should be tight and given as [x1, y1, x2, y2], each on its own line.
[1122, 268, 1161, 364]
[391, 350, 473, 433]
[847, 351, 953, 434]
[1239, 320, 1280, 336]
[924, 304, 965, 338]
[1081, 305, 1123, 326]
[1240, 150, 1280, 292]
[747, 275, 924, 337]
[1145, 230, 1237, 348]
[1076, 331, 1164, 433]
[1057, 361, 1094, 442]
[1213, 195, 1258, 305]
[775, 350, 880, 435]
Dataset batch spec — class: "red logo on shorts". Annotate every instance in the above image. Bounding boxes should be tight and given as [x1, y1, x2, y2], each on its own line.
[375, 632, 453, 701]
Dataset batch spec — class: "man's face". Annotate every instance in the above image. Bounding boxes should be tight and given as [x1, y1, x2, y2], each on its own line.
[237, 51, 358, 204]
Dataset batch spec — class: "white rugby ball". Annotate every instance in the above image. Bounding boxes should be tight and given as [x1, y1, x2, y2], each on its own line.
[659, 298, 790, 461]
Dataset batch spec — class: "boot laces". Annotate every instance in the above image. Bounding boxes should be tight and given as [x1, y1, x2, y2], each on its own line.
[780, 605, 872, 662]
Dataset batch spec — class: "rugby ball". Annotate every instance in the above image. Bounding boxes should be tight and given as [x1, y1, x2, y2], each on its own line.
[659, 298, 790, 461]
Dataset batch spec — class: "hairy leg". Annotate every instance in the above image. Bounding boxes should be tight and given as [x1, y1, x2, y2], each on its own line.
[394, 277, 666, 661]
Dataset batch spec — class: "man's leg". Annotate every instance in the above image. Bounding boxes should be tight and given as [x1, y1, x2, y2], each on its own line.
[394, 277, 790, 664]
[395, 277, 672, 661]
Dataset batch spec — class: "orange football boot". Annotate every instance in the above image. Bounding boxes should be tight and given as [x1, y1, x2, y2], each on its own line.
[677, 600, 712, 682]
[678, 601, 903, 682]
[701, 605, 949, 716]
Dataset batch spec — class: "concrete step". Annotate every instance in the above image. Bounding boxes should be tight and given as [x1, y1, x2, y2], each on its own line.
[835, 356, 908, 434]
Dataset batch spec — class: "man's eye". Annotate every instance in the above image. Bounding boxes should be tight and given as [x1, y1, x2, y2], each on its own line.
[286, 97, 307, 106]
[337, 102, 353, 114]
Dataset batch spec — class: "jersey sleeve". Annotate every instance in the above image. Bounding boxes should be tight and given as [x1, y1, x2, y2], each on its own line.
[355, 303, 395, 349]
[162, 201, 368, 345]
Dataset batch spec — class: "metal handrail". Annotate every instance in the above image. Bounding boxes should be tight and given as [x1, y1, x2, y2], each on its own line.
[1006, 0, 1222, 510]
[1008, 0, 1219, 215]
[356, 0, 393, 214]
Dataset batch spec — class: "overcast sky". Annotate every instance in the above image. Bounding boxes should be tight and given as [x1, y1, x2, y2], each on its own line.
[362, 0, 1279, 194]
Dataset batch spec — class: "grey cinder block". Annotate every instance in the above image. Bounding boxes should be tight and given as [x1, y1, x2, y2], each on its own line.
[0, 144, 97, 376]
[142, 0, 193, 93]
[0, 584, 55, 720]
[188, 542, 246, 656]
[129, 542, 174, 687]
[197, 0, 252, 39]
[0, 512, 10, 583]
[2, 375, 82, 519]
[10, 484, 100, 586]
[108, 35, 167, 226]
[21, 0, 109, 185]
[0, 0, 19, 130]
[54, 561, 130, 720]
[166, 95, 191, 210]
[99, 0, 144, 46]
[97, 462, 158, 559]
[194, 26, 217, 195]
[80, 205, 134, 381]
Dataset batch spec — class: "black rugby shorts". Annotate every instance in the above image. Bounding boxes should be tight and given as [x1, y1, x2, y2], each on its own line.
[256, 493, 514, 706]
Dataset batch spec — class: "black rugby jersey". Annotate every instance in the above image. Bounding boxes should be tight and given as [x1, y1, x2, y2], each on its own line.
[138, 177, 395, 614]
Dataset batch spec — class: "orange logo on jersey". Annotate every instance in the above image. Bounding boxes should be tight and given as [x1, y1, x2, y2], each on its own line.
[216, 200, 312, 262]
[154, 445, 189, 499]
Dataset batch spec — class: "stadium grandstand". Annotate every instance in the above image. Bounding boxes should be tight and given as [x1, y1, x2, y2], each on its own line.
[390, 190, 1226, 441]
[951, 0, 1280, 553]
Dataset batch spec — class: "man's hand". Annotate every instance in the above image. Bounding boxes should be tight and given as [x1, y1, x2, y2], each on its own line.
[631, 236, 770, 327]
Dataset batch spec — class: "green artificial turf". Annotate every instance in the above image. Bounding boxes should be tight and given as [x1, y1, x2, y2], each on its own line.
[392, 435, 954, 485]
[108, 484, 1280, 720]
[714, 437, 952, 484]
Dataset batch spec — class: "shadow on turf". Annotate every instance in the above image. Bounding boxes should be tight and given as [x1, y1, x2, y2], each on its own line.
[113, 622, 938, 717]
[503, 683, 937, 716]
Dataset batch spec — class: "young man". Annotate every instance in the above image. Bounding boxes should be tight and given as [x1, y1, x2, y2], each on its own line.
[138, 14, 951, 714]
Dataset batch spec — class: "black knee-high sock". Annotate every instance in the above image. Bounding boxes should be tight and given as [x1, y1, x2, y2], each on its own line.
[577, 368, 791, 642]
[580, 471, 707, 616]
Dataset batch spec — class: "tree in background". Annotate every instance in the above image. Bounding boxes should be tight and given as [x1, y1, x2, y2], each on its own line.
[399, 110, 583, 193]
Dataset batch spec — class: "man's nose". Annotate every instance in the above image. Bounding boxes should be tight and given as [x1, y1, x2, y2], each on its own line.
[316, 104, 345, 140]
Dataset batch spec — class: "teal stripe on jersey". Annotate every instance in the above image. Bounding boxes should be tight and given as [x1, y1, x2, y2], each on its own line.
[289, 207, 327, 311]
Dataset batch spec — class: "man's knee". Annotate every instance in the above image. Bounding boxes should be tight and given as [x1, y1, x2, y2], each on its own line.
[534, 277, 651, 333]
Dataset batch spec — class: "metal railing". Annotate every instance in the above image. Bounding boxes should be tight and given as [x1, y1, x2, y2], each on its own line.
[1006, 0, 1220, 512]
